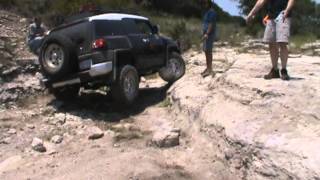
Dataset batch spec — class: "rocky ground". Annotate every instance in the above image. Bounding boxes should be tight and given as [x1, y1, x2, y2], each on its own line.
[170, 48, 320, 179]
[1, 9, 320, 180]
[0, 10, 42, 107]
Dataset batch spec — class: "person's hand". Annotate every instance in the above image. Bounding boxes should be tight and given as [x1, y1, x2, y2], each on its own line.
[246, 14, 255, 24]
[202, 34, 208, 41]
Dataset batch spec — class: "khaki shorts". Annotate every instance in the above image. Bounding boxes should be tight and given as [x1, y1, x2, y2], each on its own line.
[263, 13, 291, 43]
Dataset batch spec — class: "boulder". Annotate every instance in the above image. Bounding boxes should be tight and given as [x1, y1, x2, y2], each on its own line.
[7, 128, 17, 135]
[19, 18, 27, 23]
[31, 138, 46, 152]
[151, 130, 180, 148]
[88, 127, 104, 140]
[26, 124, 35, 129]
[51, 135, 63, 144]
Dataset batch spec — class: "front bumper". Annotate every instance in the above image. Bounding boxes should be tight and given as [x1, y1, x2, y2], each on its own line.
[42, 61, 113, 89]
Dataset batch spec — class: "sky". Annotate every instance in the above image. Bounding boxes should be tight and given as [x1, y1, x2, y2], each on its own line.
[214, 0, 241, 16]
[215, 0, 320, 17]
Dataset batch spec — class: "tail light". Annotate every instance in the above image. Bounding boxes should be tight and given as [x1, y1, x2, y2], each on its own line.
[92, 38, 106, 49]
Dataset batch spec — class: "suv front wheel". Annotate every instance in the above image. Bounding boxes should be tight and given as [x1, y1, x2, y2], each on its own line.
[159, 52, 185, 83]
[111, 65, 139, 105]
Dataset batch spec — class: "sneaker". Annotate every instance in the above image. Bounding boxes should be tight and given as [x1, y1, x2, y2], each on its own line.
[264, 68, 280, 80]
[201, 69, 209, 76]
[201, 69, 214, 78]
[280, 69, 290, 81]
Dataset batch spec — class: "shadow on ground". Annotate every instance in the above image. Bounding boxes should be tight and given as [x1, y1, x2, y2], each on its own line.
[48, 83, 172, 123]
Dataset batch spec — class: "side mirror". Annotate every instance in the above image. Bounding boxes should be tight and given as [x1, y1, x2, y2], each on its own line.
[152, 25, 159, 34]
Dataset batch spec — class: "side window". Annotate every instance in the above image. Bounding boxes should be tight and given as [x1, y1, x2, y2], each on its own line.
[134, 20, 153, 35]
[122, 18, 139, 34]
[94, 20, 125, 37]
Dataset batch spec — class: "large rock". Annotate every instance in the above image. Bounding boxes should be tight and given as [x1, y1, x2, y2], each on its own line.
[31, 138, 46, 152]
[170, 48, 320, 179]
[51, 135, 63, 144]
[88, 127, 104, 140]
[7, 128, 17, 135]
[151, 129, 180, 148]
[47, 113, 66, 125]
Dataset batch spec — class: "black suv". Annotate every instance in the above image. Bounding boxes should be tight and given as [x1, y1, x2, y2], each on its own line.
[40, 12, 185, 105]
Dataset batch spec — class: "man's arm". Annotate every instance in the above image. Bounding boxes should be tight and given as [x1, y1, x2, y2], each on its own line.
[203, 12, 216, 40]
[206, 23, 213, 35]
[27, 25, 35, 41]
[246, 0, 268, 24]
[284, 0, 295, 18]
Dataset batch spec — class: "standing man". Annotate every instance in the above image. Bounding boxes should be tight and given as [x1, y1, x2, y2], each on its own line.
[201, 0, 217, 77]
[246, 0, 295, 81]
[27, 17, 47, 55]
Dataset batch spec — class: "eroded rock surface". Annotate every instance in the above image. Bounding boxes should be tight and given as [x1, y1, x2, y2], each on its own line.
[170, 47, 320, 179]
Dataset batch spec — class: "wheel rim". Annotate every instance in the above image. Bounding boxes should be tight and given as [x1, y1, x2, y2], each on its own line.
[123, 72, 137, 100]
[43, 44, 64, 72]
[169, 58, 183, 78]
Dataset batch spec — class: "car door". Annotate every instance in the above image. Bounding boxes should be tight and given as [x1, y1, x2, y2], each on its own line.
[124, 19, 165, 70]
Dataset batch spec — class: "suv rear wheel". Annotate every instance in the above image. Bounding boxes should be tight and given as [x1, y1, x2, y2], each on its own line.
[111, 65, 139, 105]
[40, 34, 77, 80]
[159, 52, 185, 83]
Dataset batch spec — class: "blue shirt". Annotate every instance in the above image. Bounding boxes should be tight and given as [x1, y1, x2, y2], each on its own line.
[202, 9, 217, 35]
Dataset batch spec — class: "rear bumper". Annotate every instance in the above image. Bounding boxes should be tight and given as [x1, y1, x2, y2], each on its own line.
[42, 61, 113, 89]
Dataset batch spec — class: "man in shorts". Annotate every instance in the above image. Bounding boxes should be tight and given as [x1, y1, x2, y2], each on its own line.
[246, 0, 295, 81]
[201, 0, 217, 78]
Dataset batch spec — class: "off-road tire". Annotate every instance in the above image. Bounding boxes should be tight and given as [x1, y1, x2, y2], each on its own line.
[111, 65, 139, 106]
[159, 52, 185, 83]
[50, 86, 80, 101]
[40, 34, 77, 80]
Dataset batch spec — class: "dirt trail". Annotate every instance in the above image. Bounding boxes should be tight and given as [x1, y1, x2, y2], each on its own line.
[0, 79, 237, 180]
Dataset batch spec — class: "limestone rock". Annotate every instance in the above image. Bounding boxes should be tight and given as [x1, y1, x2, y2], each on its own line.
[7, 128, 17, 135]
[88, 127, 104, 140]
[151, 130, 180, 148]
[31, 138, 46, 152]
[51, 135, 63, 144]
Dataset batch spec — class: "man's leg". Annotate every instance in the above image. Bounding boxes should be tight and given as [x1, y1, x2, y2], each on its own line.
[205, 51, 213, 72]
[269, 42, 279, 69]
[276, 16, 291, 80]
[263, 20, 280, 79]
[202, 35, 214, 77]
[264, 42, 280, 79]
[279, 42, 290, 80]
[201, 51, 213, 77]
[279, 42, 288, 69]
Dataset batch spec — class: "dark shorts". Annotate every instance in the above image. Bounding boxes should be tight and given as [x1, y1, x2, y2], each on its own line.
[203, 34, 215, 52]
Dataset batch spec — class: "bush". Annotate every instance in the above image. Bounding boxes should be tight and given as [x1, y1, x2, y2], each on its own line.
[150, 14, 202, 51]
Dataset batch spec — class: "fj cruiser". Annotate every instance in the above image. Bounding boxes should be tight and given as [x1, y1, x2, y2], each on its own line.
[40, 12, 185, 105]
